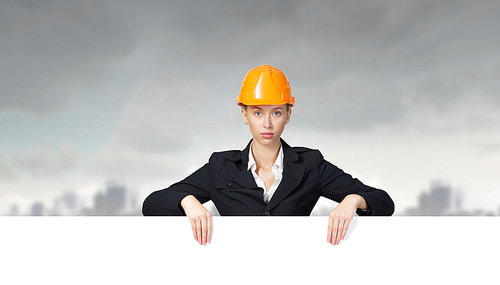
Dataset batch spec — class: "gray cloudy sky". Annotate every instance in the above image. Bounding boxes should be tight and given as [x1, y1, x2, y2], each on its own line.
[1, 0, 500, 214]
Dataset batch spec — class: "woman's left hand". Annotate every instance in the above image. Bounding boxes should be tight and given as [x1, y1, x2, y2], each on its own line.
[327, 194, 367, 245]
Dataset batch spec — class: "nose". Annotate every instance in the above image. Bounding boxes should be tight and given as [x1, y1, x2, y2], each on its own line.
[263, 114, 272, 129]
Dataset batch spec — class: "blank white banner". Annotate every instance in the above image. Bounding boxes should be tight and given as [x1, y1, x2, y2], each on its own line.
[0, 216, 498, 284]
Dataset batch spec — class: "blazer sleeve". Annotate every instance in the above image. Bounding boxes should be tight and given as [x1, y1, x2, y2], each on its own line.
[142, 153, 215, 216]
[317, 151, 395, 216]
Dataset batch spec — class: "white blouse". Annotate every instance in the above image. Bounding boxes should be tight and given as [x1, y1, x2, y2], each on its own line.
[247, 144, 284, 204]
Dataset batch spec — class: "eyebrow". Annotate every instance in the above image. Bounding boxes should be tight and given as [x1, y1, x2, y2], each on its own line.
[251, 106, 284, 111]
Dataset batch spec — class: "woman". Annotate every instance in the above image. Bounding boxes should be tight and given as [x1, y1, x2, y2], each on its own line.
[143, 64, 395, 245]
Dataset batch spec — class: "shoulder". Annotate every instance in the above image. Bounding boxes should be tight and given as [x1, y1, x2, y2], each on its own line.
[209, 140, 251, 163]
[292, 146, 324, 162]
[282, 140, 325, 164]
[206, 149, 246, 167]
[213, 149, 243, 160]
[291, 145, 321, 154]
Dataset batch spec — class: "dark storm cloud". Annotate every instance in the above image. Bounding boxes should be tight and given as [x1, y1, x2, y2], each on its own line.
[0, 1, 135, 113]
[281, 0, 500, 131]
[2, 0, 499, 131]
[128, 0, 500, 131]
[2, 0, 500, 213]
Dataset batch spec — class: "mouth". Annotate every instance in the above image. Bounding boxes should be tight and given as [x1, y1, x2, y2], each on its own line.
[261, 132, 274, 139]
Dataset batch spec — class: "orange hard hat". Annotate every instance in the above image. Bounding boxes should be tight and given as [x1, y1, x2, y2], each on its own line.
[236, 64, 295, 107]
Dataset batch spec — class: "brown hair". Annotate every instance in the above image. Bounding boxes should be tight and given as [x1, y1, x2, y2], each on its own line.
[240, 104, 291, 112]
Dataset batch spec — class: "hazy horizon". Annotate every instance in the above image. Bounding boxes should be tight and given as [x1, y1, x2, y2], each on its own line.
[1, 0, 499, 215]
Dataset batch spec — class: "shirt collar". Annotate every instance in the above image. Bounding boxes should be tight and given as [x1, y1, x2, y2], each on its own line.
[247, 143, 284, 171]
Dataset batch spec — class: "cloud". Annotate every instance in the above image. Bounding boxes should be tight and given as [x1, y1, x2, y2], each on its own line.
[398, 84, 500, 135]
[146, 0, 500, 132]
[12, 144, 79, 178]
[473, 142, 500, 154]
[113, 77, 212, 152]
[86, 0, 500, 172]
[1, 0, 500, 214]
[0, 154, 18, 180]
[4, 0, 499, 130]
[0, 1, 135, 113]
[90, 141, 185, 183]
[292, 75, 407, 131]
[89, 76, 217, 182]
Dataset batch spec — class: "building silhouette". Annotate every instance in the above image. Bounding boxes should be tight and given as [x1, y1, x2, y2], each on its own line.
[405, 181, 497, 216]
[31, 202, 44, 216]
[93, 191, 107, 216]
[4, 179, 497, 216]
[8, 204, 19, 216]
[3, 180, 142, 216]
[429, 182, 452, 215]
[105, 181, 127, 215]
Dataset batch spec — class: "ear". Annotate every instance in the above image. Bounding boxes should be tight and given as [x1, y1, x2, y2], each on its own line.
[285, 108, 292, 124]
[241, 108, 248, 125]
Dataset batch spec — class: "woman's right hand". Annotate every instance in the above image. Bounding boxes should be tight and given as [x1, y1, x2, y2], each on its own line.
[180, 195, 212, 245]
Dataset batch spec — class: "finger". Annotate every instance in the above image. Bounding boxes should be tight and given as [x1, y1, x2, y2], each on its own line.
[340, 218, 351, 241]
[326, 216, 334, 244]
[201, 216, 207, 245]
[207, 215, 213, 244]
[331, 217, 340, 245]
[195, 219, 202, 244]
[327, 214, 339, 244]
[335, 218, 345, 245]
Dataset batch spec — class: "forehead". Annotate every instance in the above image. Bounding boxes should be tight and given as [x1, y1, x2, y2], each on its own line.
[249, 105, 286, 110]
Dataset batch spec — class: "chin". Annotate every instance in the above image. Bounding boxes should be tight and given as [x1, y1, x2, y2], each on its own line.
[255, 137, 280, 146]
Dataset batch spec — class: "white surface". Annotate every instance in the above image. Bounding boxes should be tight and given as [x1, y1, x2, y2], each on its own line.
[1, 216, 498, 284]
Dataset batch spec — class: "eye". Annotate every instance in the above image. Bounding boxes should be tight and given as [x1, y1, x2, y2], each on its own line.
[254, 112, 262, 116]
[273, 112, 281, 116]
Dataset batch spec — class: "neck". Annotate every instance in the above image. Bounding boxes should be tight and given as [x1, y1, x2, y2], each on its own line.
[251, 140, 281, 169]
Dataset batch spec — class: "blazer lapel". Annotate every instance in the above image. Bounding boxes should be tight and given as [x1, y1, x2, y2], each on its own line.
[220, 140, 259, 189]
[264, 139, 306, 212]
[233, 170, 259, 189]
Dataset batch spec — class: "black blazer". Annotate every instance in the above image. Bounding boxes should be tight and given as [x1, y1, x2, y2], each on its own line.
[143, 139, 394, 216]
